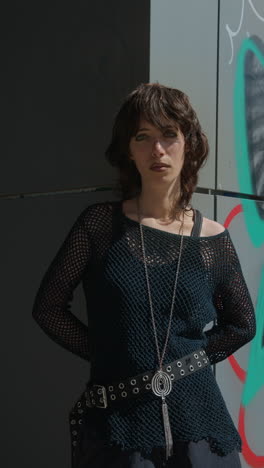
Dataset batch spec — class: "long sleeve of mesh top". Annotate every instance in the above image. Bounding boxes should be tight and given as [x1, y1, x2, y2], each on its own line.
[32, 207, 91, 361]
[204, 233, 256, 365]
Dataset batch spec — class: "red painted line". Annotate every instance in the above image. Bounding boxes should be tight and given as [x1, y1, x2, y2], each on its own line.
[239, 406, 264, 467]
[224, 203, 243, 228]
[228, 354, 246, 382]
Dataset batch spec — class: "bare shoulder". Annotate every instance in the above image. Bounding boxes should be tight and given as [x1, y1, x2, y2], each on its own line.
[202, 217, 226, 237]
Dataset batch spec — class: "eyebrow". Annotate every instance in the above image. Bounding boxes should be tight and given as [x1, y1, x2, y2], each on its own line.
[137, 125, 176, 132]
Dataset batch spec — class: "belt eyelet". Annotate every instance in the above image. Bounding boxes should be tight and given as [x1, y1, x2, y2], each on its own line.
[108, 386, 114, 392]
[177, 361, 182, 367]
[180, 369, 185, 376]
[197, 361, 202, 367]
[189, 365, 194, 371]
[130, 379, 136, 385]
[121, 391, 127, 397]
[142, 375, 149, 381]
[166, 365, 171, 372]
[133, 387, 139, 394]
[110, 394, 116, 400]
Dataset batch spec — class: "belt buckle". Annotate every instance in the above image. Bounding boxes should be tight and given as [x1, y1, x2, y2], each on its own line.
[93, 385, 108, 408]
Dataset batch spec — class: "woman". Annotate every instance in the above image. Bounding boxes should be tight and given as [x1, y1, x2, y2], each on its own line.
[32, 83, 256, 467]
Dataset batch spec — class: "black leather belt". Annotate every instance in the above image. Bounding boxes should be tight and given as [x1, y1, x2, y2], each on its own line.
[85, 348, 210, 409]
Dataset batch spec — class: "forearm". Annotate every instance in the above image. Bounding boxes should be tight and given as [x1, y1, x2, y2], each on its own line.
[33, 307, 91, 361]
[204, 321, 255, 365]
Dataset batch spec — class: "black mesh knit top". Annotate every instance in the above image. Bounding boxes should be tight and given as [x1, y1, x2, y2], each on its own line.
[32, 200, 256, 457]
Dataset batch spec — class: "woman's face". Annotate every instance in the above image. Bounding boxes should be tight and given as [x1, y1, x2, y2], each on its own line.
[129, 117, 185, 186]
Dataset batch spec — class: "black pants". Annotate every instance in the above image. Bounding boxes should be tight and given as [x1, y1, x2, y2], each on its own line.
[76, 438, 242, 468]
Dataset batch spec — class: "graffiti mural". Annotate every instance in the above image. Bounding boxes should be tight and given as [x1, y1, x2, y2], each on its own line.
[234, 36, 264, 239]
[225, 0, 264, 65]
[149, 1, 264, 466]
[226, 34, 264, 467]
[223, 204, 264, 467]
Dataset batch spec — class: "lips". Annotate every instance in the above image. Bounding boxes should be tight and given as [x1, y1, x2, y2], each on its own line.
[151, 163, 169, 168]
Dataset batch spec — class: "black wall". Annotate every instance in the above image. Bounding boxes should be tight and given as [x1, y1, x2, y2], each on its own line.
[1, 1, 150, 467]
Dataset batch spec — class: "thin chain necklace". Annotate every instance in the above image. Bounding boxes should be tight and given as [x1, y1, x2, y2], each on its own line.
[136, 196, 185, 460]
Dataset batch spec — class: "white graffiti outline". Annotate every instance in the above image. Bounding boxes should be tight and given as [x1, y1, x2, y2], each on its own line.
[226, 0, 264, 65]
[248, 0, 264, 21]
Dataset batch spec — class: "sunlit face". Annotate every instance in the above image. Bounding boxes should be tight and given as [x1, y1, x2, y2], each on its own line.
[129, 117, 185, 185]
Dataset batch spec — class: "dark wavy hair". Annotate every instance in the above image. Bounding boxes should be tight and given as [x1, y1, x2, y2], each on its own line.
[105, 82, 209, 219]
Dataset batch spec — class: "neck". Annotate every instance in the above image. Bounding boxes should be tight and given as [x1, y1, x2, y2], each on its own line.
[136, 185, 183, 222]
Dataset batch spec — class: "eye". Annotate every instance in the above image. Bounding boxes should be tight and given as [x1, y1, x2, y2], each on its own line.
[164, 131, 177, 138]
[135, 133, 147, 141]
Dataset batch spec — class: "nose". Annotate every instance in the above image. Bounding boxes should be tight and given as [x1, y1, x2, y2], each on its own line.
[152, 138, 165, 156]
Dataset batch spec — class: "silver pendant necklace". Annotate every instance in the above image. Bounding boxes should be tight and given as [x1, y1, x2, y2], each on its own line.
[136, 196, 185, 460]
